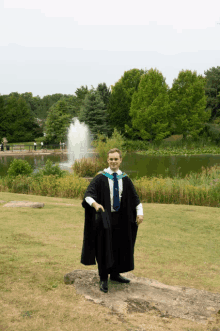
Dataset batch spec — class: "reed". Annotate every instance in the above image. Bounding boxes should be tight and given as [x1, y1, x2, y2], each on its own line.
[0, 164, 220, 208]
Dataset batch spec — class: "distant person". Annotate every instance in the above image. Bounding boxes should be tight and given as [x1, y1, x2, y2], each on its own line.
[34, 142, 37, 151]
[0, 143, 4, 152]
[41, 142, 44, 149]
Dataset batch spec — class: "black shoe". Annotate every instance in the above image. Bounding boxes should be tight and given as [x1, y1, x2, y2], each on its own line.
[110, 274, 130, 283]
[100, 280, 108, 293]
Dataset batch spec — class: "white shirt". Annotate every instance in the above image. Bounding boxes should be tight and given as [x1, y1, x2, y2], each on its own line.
[85, 167, 143, 215]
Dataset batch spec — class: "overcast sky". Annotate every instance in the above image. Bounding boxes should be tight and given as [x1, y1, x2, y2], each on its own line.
[0, 0, 220, 97]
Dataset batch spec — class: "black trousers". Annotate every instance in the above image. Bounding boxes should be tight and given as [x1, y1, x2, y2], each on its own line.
[95, 211, 121, 281]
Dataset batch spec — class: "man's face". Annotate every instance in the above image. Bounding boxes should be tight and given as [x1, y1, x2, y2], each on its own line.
[107, 152, 122, 172]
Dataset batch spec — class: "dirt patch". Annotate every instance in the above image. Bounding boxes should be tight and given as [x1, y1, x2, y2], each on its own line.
[64, 270, 220, 324]
[3, 201, 44, 208]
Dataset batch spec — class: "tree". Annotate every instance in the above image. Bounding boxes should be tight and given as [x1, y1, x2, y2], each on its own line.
[78, 88, 112, 140]
[4, 95, 41, 142]
[60, 95, 79, 119]
[169, 70, 211, 140]
[204, 66, 220, 121]
[74, 85, 89, 115]
[96, 83, 111, 108]
[0, 96, 6, 141]
[44, 99, 72, 144]
[128, 68, 171, 141]
[107, 69, 145, 136]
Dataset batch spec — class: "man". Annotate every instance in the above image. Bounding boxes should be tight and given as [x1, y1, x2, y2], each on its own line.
[81, 148, 144, 293]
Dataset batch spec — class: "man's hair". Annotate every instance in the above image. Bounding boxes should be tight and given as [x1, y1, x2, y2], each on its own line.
[107, 148, 122, 159]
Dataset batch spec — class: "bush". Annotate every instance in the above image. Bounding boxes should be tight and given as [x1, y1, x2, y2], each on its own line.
[7, 159, 33, 177]
[204, 123, 220, 144]
[123, 139, 150, 152]
[72, 156, 101, 177]
[36, 159, 65, 178]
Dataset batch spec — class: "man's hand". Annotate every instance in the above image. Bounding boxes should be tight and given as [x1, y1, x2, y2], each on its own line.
[136, 215, 144, 226]
[92, 202, 105, 212]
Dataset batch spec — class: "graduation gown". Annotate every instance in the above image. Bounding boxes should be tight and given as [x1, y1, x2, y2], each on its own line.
[81, 172, 141, 273]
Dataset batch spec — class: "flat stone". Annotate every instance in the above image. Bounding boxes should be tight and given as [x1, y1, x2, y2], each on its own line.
[3, 201, 44, 208]
[64, 270, 220, 324]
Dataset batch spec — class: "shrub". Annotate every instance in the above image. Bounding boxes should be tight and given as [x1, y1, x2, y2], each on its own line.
[123, 139, 149, 152]
[7, 159, 33, 177]
[72, 156, 101, 177]
[36, 159, 65, 178]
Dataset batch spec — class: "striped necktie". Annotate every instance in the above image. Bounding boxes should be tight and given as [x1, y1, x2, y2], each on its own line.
[113, 172, 120, 211]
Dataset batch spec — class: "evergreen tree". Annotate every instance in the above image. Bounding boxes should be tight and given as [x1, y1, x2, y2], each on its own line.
[74, 85, 89, 115]
[129, 68, 171, 141]
[169, 70, 211, 139]
[96, 83, 111, 108]
[78, 88, 112, 139]
[204, 66, 220, 121]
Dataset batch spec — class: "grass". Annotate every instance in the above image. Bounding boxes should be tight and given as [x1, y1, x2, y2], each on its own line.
[0, 192, 220, 330]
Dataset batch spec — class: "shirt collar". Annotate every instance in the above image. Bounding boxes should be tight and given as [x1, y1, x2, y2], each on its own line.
[104, 167, 122, 175]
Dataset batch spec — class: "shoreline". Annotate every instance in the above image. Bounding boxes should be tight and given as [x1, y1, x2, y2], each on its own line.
[0, 151, 68, 156]
[1, 150, 220, 157]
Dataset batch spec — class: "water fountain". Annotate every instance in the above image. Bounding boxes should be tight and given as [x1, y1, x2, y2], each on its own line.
[60, 117, 95, 171]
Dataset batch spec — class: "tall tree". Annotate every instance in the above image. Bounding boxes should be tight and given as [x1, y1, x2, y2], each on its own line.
[4, 96, 41, 142]
[44, 99, 72, 144]
[78, 88, 112, 139]
[169, 70, 211, 139]
[204, 66, 220, 121]
[0, 96, 6, 141]
[96, 83, 111, 108]
[74, 85, 89, 115]
[128, 68, 171, 141]
[107, 68, 145, 135]
[40, 93, 65, 119]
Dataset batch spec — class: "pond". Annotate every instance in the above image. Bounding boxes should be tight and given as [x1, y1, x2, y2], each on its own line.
[1, 152, 220, 179]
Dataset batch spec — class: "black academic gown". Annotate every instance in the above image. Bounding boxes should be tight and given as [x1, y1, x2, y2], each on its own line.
[81, 173, 141, 273]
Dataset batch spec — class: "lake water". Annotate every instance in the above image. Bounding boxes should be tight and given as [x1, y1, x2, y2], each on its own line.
[1, 152, 220, 179]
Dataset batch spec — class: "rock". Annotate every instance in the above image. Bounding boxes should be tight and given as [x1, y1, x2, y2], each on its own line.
[64, 269, 220, 324]
[3, 201, 44, 208]
[0, 200, 6, 204]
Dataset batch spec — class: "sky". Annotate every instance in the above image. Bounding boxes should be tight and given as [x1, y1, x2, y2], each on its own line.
[0, 0, 220, 97]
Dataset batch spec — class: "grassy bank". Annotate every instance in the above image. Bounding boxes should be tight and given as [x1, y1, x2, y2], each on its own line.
[123, 136, 220, 155]
[0, 192, 220, 330]
[1, 164, 220, 208]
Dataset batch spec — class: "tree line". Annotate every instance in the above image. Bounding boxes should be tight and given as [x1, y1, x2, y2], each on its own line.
[0, 66, 220, 144]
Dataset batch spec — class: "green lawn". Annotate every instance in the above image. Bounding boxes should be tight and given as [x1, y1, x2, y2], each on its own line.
[0, 192, 220, 331]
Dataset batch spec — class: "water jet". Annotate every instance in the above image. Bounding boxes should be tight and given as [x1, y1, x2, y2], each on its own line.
[60, 117, 95, 171]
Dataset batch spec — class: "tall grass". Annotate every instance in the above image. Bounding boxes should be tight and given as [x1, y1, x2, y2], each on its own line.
[0, 164, 220, 208]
